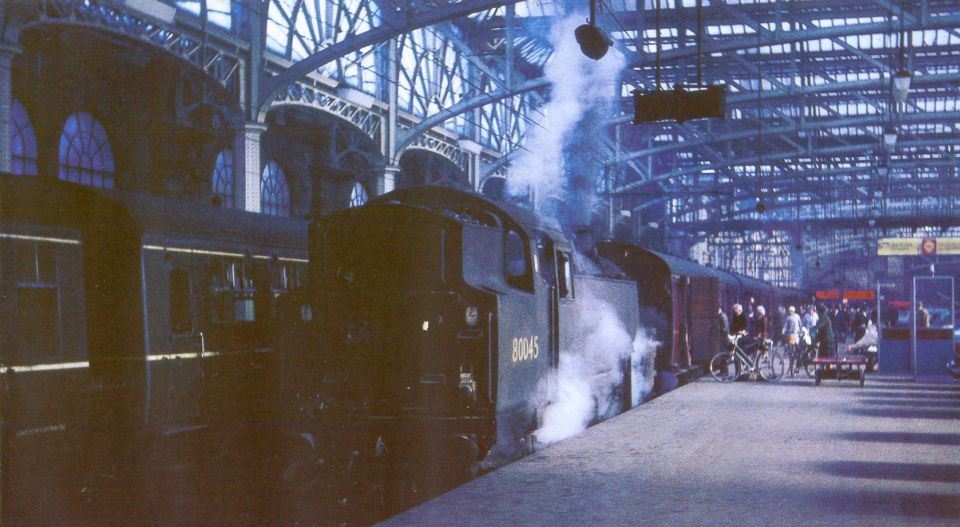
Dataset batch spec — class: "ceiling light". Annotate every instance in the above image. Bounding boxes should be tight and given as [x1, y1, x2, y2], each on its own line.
[893, 68, 912, 104]
[575, 23, 612, 60]
[883, 126, 898, 148]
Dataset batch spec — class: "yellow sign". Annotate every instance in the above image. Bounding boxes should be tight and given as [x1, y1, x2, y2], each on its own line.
[878, 238, 960, 256]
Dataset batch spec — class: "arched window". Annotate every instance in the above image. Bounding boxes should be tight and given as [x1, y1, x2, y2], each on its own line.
[349, 181, 368, 208]
[10, 98, 38, 176]
[212, 150, 234, 208]
[58, 112, 115, 188]
[260, 161, 290, 217]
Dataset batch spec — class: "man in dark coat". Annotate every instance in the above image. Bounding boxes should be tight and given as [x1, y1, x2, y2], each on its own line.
[718, 306, 731, 351]
[813, 304, 834, 357]
[829, 304, 846, 344]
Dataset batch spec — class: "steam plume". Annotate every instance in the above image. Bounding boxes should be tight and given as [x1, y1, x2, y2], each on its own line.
[507, 12, 625, 224]
[535, 286, 657, 446]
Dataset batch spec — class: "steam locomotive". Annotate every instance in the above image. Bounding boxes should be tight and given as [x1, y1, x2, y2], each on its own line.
[0, 173, 307, 525]
[276, 186, 643, 521]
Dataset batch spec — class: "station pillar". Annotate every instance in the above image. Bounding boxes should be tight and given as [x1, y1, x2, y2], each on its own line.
[379, 163, 400, 196]
[235, 122, 267, 213]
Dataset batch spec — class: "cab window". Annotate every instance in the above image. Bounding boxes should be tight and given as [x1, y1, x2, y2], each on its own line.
[557, 251, 574, 299]
[536, 234, 556, 285]
[505, 229, 532, 291]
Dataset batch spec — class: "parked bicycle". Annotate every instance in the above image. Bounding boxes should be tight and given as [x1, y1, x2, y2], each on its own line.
[779, 327, 818, 378]
[709, 334, 785, 382]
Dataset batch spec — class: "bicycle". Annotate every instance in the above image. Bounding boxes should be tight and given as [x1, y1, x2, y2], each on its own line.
[780, 328, 817, 378]
[709, 334, 785, 383]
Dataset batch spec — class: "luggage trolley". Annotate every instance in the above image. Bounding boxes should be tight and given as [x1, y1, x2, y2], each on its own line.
[811, 353, 869, 387]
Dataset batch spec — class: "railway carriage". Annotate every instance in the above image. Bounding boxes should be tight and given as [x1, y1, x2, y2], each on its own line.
[0, 173, 307, 525]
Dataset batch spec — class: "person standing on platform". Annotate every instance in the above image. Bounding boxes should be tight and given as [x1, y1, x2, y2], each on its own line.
[782, 306, 803, 375]
[782, 306, 802, 345]
[718, 306, 730, 351]
[917, 302, 931, 328]
[839, 304, 851, 344]
[852, 305, 868, 342]
[753, 305, 768, 339]
[813, 304, 834, 357]
[803, 305, 819, 333]
[730, 303, 748, 336]
[829, 304, 845, 344]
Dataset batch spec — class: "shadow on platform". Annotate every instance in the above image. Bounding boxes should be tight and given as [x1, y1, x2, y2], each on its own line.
[812, 461, 960, 483]
[799, 488, 960, 520]
[856, 390, 960, 399]
[845, 407, 960, 419]
[831, 431, 960, 446]
[859, 398, 960, 407]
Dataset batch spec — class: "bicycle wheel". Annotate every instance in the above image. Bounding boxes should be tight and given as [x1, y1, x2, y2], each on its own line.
[709, 352, 741, 383]
[758, 350, 786, 382]
[802, 347, 817, 378]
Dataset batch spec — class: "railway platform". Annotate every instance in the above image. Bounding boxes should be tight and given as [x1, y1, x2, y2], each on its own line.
[380, 376, 960, 527]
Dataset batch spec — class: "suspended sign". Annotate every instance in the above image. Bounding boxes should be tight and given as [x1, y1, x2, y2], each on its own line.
[877, 238, 960, 256]
[815, 290, 876, 301]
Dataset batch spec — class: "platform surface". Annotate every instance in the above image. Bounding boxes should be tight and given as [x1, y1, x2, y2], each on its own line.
[380, 376, 960, 527]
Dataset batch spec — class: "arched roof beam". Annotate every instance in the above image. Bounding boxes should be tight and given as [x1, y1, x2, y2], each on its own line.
[611, 109, 960, 170]
[393, 78, 549, 160]
[258, 0, 524, 114]
[617, 130, 960, 196]
[626, 14, 960, 68]
[671, 204, 960, 234]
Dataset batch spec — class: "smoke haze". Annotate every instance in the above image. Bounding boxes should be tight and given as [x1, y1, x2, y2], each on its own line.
[507, 12, 625, 224]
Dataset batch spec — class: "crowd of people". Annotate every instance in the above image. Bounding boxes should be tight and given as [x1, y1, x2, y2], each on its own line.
[718, 298, 881, 358]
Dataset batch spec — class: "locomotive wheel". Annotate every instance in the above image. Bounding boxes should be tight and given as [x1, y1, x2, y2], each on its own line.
[709, 352, 740, 383]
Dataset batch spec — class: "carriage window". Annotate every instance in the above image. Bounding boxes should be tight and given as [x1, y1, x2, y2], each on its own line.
[557, 251, 573, 299]
[169, 269, 192, 334]
[211, 259, 255, 322]
[272, 262, 303, 293]
[505, 229, 531, 291]
[11, 241, 61, 358]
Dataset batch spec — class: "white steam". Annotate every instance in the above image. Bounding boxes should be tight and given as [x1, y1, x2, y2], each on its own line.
[631, 327, 659, 406]
[536, 287, 656, 446]
[507, 13, 626, 201]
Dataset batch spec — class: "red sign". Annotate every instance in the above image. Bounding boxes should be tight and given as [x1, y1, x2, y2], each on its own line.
[920, 238, 937, 256]
[843, 290, 875, 301]
[816, 290, 876, 301]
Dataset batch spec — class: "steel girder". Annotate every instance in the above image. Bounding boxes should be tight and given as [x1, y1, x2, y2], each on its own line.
[258, 0, 526, 111]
